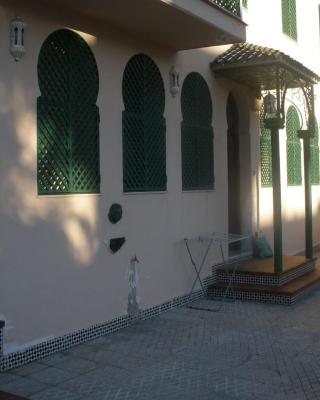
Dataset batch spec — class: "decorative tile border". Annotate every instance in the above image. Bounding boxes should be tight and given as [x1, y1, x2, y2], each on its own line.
[208, 287, 292, 305]
[0, 274, 215, 372]
[208, 278, 320, 305]
[216, 259, 315, 287]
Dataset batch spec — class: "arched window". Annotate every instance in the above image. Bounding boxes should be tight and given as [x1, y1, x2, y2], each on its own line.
[282, 0, 297, 40]
[37, 29, 100, 195]
[260, 104, 272, 187]
[311, 119, 320, 185]
[181, 72, 214, 190]
[122, 54, 166, 192]
[286, 105, 302, 185]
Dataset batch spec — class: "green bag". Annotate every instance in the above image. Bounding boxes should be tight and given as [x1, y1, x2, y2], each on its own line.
[252, 236, 273, 258]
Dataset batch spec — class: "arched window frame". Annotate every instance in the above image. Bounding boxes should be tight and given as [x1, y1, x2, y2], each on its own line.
[286, 105, 302, 186]
[181, 72, 214, 191]
[122, 53, 166, 193]
[37, 29, 100, 195]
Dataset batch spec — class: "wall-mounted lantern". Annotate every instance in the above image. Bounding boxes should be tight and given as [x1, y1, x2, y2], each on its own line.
[263, 93, 277, 114]
[10, 17, 26, 61]
[169, 66, 180, 98]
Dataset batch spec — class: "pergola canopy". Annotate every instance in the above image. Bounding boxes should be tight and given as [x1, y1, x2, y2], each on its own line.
[211, 42, 320, 91]
[211, 43, 320, 273]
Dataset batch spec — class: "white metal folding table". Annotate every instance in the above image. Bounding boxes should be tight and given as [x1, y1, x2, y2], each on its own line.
[184, 232, 249, 312]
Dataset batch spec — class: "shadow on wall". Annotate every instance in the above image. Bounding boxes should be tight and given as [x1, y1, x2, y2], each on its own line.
[259, 191, 320, 254]
[0, 81, 99, 265]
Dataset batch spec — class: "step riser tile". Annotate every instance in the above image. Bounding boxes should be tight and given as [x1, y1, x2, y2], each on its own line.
[216, 261, 315, 287]
[208, 278, 320, 305]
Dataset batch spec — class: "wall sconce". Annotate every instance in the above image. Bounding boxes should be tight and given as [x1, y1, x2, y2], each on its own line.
[10, 17, 26, 61]
[169, 66, 180, 98]
[263, 93, 277, 114]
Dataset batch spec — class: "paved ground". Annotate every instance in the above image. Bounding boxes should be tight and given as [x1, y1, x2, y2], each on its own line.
[2, 292, 320, 399]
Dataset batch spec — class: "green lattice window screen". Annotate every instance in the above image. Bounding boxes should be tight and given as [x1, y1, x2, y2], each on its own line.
[260, 105, 272, 187]
[37, 29, 100, 195]
[181, 72, 214, 190]
[282, 0, 297, 40]
[122, 54, 166, 192]
[310, 119, 320, 185]
[286, 106, 302, 186]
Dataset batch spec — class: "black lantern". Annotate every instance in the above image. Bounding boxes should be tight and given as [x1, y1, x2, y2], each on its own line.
[263, 93, 277, 114]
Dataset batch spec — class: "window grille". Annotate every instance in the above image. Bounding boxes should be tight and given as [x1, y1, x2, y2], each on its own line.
[260, 105, 272, 187]
[282, 0, 297, 40]
[209, 0, 241, 16]
[181, 72, 214, 190]
[37, 29, 100, 195]
[310, 119, 320, 185]
[122, 54, 166, 192]
[286, 106, 302, 186]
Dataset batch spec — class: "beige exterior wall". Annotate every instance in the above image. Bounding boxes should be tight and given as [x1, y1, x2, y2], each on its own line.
[3, 0, 318, 355]
[0, 2, 250, 352]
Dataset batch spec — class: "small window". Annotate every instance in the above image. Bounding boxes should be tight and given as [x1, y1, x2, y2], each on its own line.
[286, 106, 302, 186]
[311, 120, 320, 185]
[37, 29, 100, 195]
[282, 0, 297, 40]
[260, 105, 272, 187]
[181, 72, 214, 190]
[122, 54, 166, 192]
[242, 0, 248, 9]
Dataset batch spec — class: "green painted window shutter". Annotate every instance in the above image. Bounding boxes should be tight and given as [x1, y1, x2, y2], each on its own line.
[310, 119, 320, 185]
[37, 29, 100, 195]
[260, 105, 272, 187]
[286, 106, 302, 186]
[282, 0, 297, 40]
[181, 72, 214, 190]
[122, 54, 166, 192]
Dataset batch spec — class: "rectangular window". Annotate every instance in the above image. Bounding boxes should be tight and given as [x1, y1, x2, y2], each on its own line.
[282, 0, 297, 40]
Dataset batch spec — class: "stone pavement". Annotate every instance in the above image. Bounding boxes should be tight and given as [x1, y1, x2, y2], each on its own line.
[2, 292, 320, 399]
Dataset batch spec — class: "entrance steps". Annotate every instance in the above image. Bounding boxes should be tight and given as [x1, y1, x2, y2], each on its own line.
[208, 256, 319, 305]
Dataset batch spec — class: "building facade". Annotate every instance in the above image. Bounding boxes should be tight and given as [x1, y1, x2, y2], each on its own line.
[1, 0, 320, 370]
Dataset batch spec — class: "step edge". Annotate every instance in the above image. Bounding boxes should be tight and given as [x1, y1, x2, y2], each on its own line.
[208, 272, 320, 296]
[216, 257, 317, 276]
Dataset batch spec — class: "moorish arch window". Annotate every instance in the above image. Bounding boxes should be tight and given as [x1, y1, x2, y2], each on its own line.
[37, 29, 100, 195]
[122, 53, 166, 192]
[286, 105, 302, 186]
[181, 72, 214, 190]
[260, 104, 272, 187]
[310, 119, 320, 185]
